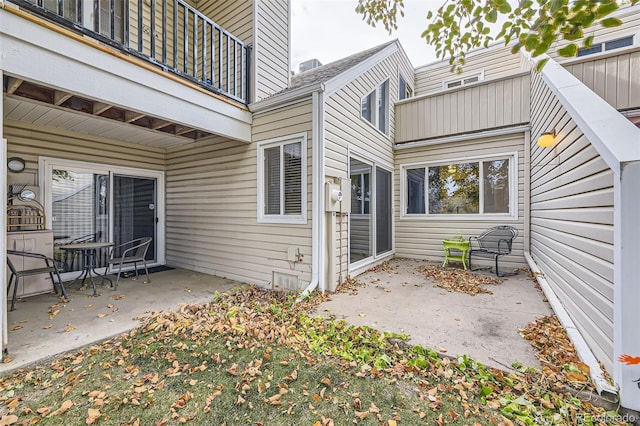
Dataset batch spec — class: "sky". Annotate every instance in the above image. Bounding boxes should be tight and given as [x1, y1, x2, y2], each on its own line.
[291, 0, 443, 72]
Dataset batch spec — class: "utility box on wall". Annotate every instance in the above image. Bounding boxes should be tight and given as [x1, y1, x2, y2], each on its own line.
[325, 178, 351, 213]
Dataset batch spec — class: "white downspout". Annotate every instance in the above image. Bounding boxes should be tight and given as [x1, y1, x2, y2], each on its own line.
[298, 89, 325, 299]
[1, 69, 7, 359]
[523, 130, 617, 396]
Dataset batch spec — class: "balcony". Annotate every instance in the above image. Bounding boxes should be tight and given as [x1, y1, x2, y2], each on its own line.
[11, 0, 251, 104]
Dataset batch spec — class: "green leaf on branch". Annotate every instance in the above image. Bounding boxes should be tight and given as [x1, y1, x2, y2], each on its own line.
[600, 17, 622, 28]
[558, 43, 578, 57]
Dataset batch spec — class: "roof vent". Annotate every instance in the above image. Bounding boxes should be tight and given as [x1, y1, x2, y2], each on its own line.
[299, 59, 323, 73]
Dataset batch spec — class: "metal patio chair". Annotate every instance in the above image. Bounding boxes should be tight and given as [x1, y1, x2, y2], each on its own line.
[7, 250, 68, 311]
[468, 226, 518, 277]
[107, 237, 152, 290]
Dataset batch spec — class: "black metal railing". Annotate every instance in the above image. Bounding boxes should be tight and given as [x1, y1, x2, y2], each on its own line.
[12, 0, 251, 104]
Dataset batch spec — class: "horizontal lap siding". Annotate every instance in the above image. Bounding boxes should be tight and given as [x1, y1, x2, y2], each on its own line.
[198, 0, 253, 43]
[255, 0, 290, 100]
[395, 74, 531, 143]
[5, 120, 166, 187]
[324, 50, 413, 285]
[165, 99, 313, 288]
[529, 71, 614, 372]
[414, 44, 525, 95]
[563, 48, 640, 111]
[394, 134, 526, 269]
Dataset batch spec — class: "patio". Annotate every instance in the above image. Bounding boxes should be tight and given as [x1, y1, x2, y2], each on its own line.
[316, 258, 553, 370]
[3, 258, 553, 376]
[2, 268, 238, 373]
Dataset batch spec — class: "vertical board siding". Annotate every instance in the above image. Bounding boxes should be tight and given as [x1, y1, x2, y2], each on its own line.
[529, 71, 615, 372]
[4, 120, 166, 184]
[255, 0, 290, 100]
[165, 99, 313, 288]
[563, 48, 640, 111]
[414, 44, 527, 95]
[395, 74, 531, 143]
[394, 134, 526, 269]
[324, 49, 413, 286]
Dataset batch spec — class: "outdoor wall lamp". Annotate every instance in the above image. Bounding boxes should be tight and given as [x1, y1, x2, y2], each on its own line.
[537, 131, 556, 148]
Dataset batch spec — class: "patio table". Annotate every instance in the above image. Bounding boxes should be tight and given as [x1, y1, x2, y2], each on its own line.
[58, 241, 113, 295]
[442, 239, 470, 270]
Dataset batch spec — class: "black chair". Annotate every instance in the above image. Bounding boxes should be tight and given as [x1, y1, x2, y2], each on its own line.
[468, 226, 518, 277]
[6, 250, 68, 311]
[107, 237, 152, 290]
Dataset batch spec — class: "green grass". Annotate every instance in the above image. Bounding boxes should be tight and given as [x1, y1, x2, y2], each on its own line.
[0, 286, 630, 425]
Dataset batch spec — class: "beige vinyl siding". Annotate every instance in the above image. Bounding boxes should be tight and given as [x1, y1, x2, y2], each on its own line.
[5, 120, 166, 187]
[529, 70, 615, 373]
[414, 44, 527, 95]
[394, 133, 526, 269]
[562, 47, 640, 111]
[197, 0, 254, 44]
[255, 0, 290, 100]
[395, 73, 531, 143]
[165, 99, 313, 288]
[324, 49, 412, 285]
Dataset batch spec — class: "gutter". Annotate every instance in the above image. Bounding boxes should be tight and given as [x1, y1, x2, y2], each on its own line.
[298, 88, 326, 300]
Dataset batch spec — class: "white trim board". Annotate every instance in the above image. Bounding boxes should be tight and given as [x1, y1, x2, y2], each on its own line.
[38, 157, 166, 266]
[395, 125, 530, 150]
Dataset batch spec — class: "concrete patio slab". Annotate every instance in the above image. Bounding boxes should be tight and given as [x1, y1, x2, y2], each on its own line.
[2, 268, 238, 373]
[315, 258, 553, 370]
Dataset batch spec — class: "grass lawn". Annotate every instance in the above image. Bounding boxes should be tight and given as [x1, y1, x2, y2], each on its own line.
[0, 286, 630, 425]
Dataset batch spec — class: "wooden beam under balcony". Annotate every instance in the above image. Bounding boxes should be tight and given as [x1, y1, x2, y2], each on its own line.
[5, 78, 24, 95]
[53, 91, 73, 105]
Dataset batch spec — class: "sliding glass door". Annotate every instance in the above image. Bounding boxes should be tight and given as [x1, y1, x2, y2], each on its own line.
[43, 159, 163, 276]
[349, 156, 392, 267]
[113, 175, 157, 262]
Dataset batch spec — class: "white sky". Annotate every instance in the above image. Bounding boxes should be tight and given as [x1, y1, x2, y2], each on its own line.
[291, 0, 443, 72]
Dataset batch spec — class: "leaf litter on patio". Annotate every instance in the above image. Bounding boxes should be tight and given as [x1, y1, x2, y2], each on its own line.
[417, 264, 501, 296]
[0, 285, 630, 425]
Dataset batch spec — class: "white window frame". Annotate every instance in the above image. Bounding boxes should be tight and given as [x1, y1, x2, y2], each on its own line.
[399, 73, 413, 100]
[347, 148, 395, 271]
[442, 71, 484, 90]
[576, 33, 638, 58]
[257, 133, 308, 224]
[399, 151, 518, 221]
[38, 156, 166, 266]
[360, 78, 390, 136]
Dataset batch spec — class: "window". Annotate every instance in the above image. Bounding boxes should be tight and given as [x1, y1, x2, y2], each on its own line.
[402, 155, 515, 218]
[258, 134, 307, 223]
[360, 80, 390, 135]
[443, 72, 483, 90]
[577, 35, 634, 57]
[399, 75, 413, 100]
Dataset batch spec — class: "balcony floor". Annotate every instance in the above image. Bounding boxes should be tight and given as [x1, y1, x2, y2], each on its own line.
[1, 268, 239, 373]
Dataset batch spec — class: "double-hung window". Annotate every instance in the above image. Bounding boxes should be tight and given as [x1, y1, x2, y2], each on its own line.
[361, 79, 390, 135]
[257, 134, 307, 224]
[402, 154, 516, 219]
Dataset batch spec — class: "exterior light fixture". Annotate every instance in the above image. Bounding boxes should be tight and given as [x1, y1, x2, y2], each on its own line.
[537, 131, 556, 148]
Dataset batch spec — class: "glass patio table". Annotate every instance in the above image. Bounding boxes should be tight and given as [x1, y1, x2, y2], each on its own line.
[58, 241, 113, 295]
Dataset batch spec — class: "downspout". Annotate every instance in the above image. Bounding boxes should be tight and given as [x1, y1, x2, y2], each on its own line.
[298, 88, 326, 299]
[0, 69, 6, 359]
[523, 130, 617, 396]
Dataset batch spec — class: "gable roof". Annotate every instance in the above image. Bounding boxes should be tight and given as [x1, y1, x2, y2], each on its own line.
[250, 40, 401, 111]
[288, 40, 396, 92]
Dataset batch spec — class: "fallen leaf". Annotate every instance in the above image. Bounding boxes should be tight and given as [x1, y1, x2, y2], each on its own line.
[49, 400, 73, 417]
[0, 415, 18, 426]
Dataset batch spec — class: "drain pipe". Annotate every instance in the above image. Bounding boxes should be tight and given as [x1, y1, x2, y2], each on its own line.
[523, 131, 617, 396]
[298, 89, 325, 300]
